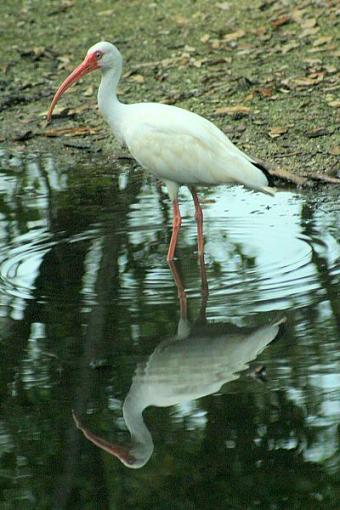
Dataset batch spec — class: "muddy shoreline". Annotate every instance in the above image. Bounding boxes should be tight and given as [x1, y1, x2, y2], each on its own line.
[1, 0, 339, 186]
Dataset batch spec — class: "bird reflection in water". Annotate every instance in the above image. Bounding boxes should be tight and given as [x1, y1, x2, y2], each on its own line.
[73, 260, 285, 469]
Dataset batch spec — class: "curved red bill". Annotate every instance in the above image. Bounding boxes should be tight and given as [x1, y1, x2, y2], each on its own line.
[47, 52, 99, 122]
[72, 411, 136, 466]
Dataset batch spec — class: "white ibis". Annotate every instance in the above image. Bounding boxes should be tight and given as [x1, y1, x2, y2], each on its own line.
[72, 262, 285, 469]
[47, 41, 274, 261]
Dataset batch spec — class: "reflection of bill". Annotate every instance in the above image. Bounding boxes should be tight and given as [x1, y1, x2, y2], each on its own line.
[73, 260, 286, 469]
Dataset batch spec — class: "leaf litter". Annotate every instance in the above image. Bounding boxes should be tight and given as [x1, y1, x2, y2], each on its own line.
[1, 0, 339, 187]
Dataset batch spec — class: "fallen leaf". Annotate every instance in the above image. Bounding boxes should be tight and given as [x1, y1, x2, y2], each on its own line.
[211, 39, 222, 50]
[128, 74, 145, 83]
[21, 46, 51, 61]
[292, 73, 324, 87]
[268, 127, 288, 138]
[299, 27, 319, 38]
[271, 15, 290, 28]
[291, 8, 307, 22]
[325, 65, 337, 74]
[191, 58, 206, 68]
[223, 29, 246, 42]
[301, 18, 317, 29]
[97, 9, 114, 16]
[57, 55, 71, 70]
[313, 36, 332, 46]
[303, 57, 322, 65]
[327, 99, 340, 108]
[200, 34, 210, 43]
[215, 105, 251, 115]
[83, 86, 94, 97]
[216, 2, 231, 10]
[45, 127, 98, 137]
[281, 41, 299, 54]
[329, 146, 340, 156]
[174, 15, 189, 26]
[308, 44, 336, 54]
[258, 87, 273, 97]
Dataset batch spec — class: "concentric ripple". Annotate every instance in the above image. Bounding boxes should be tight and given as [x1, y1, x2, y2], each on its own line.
[0, 183, 339, 319]
[0, 226, 99, 306]
[126, 187, 339, 316]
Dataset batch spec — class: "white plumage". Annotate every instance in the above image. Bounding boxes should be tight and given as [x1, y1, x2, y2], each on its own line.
[47, 41, 274, 260]
[73, 315, 284, 469]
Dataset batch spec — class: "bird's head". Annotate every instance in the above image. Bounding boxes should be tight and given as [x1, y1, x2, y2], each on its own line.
[47, 41, 122, 122]
[72, 411, 152, 469]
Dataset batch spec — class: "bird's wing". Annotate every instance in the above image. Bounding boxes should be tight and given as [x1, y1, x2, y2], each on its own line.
[123, 103, 269, 191]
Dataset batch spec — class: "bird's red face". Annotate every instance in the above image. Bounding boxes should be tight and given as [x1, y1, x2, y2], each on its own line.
[46, 50, 103, 122]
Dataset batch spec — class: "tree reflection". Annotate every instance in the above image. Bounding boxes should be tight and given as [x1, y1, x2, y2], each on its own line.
[0, 152, 338, 509]
[73, 259, 286, 469]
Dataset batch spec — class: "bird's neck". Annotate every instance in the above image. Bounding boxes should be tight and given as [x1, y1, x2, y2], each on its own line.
[98, 66, 125, 142]
[123, 394, 153, 452]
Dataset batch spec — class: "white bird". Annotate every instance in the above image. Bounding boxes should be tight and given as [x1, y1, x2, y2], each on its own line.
[72, 261, 285, 469]
[47, 41, 274, 261]
[73, 313, 284, 469]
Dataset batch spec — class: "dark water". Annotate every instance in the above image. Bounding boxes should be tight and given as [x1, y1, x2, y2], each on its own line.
[0, 148, 339, 509]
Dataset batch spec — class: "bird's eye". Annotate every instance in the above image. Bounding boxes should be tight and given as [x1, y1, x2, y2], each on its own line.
[95, 51, 103, 59]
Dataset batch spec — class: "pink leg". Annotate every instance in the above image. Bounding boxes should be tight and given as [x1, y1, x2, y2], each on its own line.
[190, 187, 204, 257]
[168, 261, 187, 320]
[167, 199, 182, 261]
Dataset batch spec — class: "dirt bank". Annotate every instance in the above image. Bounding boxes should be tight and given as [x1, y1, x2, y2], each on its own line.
[0, 0, 339, 186]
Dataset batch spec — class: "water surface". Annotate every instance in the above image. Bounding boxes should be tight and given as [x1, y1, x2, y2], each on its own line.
[0, 149, 339, 509]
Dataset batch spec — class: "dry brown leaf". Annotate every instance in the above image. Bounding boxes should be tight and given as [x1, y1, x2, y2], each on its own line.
[129, 74, 145, 83]
[174, 15, 189, 26]
[325, 65, 337, 74]
[178, 53, 190, 66]
[327, 99, 340, 108]
[255, 87, 273, 98]
[191, 58, 206, 68]
[291, 8, 307, 22]
[271, 15, 290, 28]
[268, 127, 288, 138]
[83, 86, 94, 97]
[216, 2, 231, 10]
[45, 127, 98, 137]
[215, 105, 251, 115]
[304, 57, 322, 65]
[97, 9, 114, 16]
[301, 18, 317, 29]
[313, 36, 332, 46]
[329, 146, 340, 156]
[281, 41, 299, 54]
[200, 34, 210, 43]
[299, 27, 319, 38]
[293, 73, 324, 87]
[308, 45, 336, 54]
[210, 39, 222, 50]
[243, 88, 272, 101]
[223, 30, 246, 42]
